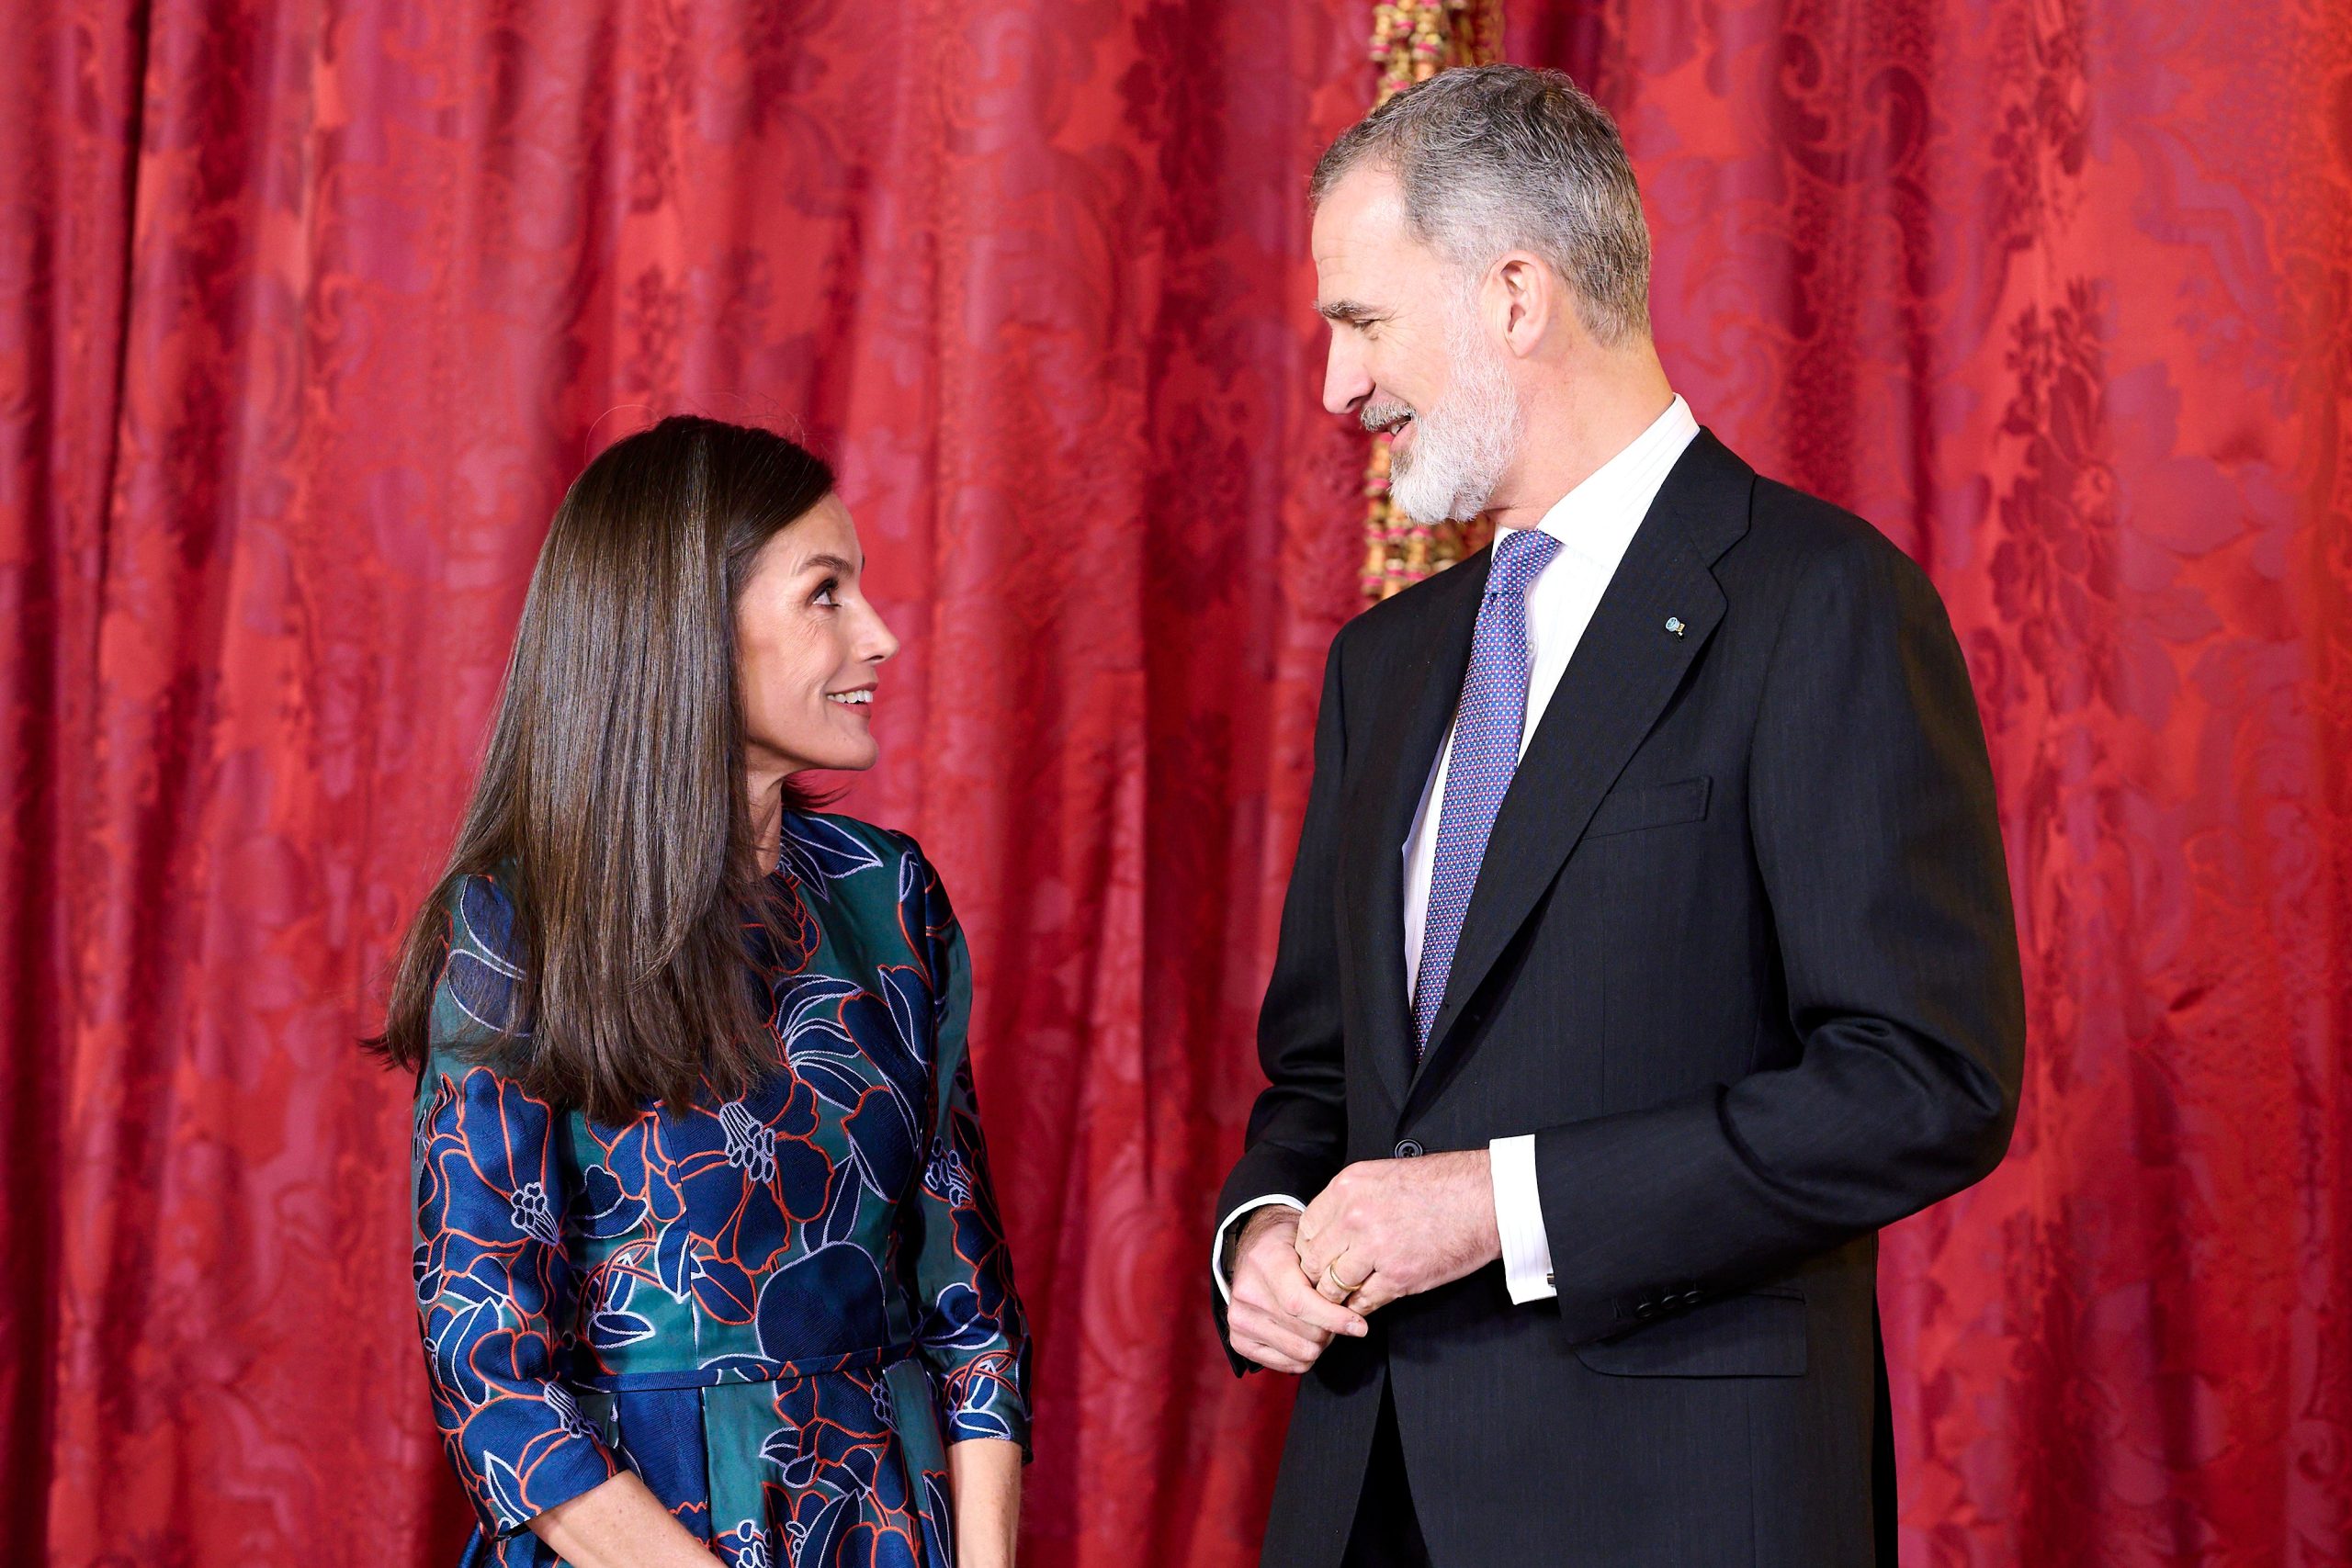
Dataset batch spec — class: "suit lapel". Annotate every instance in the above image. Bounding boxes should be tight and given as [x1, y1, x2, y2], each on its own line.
[1408, 432, 1755, 1101]
[1339, 550, 1487, 1115]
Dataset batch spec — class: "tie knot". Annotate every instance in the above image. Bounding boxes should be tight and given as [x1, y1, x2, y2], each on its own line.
[1487, 526, 1561, 597]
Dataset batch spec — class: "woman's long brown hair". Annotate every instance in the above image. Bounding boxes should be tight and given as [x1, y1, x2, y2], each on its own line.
[368, 416, 831, 1124]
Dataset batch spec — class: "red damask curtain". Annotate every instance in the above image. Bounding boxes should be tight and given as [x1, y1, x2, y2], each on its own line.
[2, 4, 1368, 1562]
[3, 5, 2346, 1568]
[1517, 3, 2352, 1560]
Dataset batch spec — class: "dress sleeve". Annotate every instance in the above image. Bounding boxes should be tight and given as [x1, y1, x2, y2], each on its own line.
[904, 855, 1034, 1453]
[411, 877, 619, 1536]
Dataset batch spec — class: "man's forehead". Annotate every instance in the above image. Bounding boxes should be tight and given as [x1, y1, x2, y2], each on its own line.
[1313, 168, 1405, 250]
[1311, 166, 1418, 302]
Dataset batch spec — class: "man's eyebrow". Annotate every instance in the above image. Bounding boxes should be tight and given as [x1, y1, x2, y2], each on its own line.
[1316, 299, 1384, 325]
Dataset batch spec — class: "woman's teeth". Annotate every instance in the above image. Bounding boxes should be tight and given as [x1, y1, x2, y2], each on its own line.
[829, 691, 872, 705]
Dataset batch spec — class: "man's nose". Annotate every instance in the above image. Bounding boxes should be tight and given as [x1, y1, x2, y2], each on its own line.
[1323, 337, 1372, 418]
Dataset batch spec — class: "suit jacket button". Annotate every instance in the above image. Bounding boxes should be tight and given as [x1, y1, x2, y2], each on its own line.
[1393, 1139, 1423, 1158]
[1681, 1290, 1704, 1307]
[1634, 1300, 1658, 1320]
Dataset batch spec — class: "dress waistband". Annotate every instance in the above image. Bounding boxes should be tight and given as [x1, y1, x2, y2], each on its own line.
[564, 1341, 916, 1393]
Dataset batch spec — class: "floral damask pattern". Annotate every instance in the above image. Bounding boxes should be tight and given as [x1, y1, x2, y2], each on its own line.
[1531, 2, 2352, 1562]
[413, 815, 1027, 1567]
[3, 5, 1366, 1563]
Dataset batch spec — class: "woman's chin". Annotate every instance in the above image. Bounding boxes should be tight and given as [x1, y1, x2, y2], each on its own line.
[768, 738, 880, 779]
[818, 737, 881, 773]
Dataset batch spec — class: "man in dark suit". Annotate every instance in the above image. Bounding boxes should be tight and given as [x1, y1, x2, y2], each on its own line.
[1210, 66, 2025, 1567]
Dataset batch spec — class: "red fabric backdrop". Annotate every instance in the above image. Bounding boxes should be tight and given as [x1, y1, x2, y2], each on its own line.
[2, 4, 2346, 1567]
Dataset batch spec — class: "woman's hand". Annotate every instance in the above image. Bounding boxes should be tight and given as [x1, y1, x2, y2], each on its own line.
[527, 1471, 717, 1568]
[948, 1436, 1023, 1568]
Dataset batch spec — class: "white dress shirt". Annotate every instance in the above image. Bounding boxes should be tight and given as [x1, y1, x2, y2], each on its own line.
[1216, 396, 1702, 1308]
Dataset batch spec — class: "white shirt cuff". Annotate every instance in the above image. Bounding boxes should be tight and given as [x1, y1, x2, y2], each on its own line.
[1490, 1134, 1556, 1303]
[1211, 1195, 1306, 1305]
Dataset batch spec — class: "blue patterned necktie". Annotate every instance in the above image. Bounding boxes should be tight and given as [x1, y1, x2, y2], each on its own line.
[1412, 525, 1563, 1059]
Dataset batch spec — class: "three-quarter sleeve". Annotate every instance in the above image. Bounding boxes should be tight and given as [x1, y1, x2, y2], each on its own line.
[905, 856, 1034, 1453]
[411, 877, 618, 1535]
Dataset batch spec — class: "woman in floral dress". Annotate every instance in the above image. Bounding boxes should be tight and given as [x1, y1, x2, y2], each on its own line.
[372, 418, 1029, 1568]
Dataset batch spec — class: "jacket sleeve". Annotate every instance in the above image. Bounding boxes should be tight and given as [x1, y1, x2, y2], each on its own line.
[412, 879, 618, 1536]
[1212, 625, 1358, 1366]
[906, 855, 1033, 1453]
[1532, 534, 2027, 1343]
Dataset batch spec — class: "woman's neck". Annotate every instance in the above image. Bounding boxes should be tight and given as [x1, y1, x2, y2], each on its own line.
[744, 768, 787, 873]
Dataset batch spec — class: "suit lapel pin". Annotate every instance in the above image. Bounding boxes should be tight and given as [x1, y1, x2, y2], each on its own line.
[1665, 615, 1686, 637]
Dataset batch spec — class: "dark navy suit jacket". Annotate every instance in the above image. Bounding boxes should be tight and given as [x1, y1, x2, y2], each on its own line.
[1214, 431, 2026, 1567]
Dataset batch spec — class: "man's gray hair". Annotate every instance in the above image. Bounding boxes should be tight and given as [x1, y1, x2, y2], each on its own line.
[1311, 65, 1652, 347]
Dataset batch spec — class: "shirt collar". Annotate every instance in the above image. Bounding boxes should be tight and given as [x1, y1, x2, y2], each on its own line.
[1521, 394, 1701, 566]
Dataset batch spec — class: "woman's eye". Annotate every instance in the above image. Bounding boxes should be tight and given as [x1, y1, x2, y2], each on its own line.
[812, 579, 840, 607]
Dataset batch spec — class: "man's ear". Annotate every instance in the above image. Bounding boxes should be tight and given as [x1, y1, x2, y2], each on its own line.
[1493, 252, 1555, 357]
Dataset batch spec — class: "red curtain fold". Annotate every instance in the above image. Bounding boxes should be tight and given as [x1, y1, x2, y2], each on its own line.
[4, 3, 2347, 1567]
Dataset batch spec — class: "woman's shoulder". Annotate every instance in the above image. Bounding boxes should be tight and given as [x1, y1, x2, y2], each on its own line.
[776, 810, 964, 952]
[776, 808, 934, 888]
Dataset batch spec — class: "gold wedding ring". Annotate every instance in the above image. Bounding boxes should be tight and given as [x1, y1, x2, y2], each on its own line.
[1325, 1258, 1367, 1296]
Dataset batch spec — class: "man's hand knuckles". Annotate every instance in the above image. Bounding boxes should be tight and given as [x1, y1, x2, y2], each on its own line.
[1245, 1235, 1293, 1270]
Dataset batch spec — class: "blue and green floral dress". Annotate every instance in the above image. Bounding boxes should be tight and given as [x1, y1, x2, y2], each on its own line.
[411, 813, 1031, 1568]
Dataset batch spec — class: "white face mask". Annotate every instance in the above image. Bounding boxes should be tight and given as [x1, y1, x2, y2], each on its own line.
[1385, 288, 1524, 525]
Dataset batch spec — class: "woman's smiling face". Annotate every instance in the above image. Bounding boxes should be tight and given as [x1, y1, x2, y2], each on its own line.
[736, 493, 899, 778]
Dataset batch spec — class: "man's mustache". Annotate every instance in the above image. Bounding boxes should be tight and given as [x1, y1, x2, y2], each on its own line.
[1362, 400, 1416, 434]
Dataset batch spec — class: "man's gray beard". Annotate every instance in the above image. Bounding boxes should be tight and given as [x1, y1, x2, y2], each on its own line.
[1386, 310, 1523, 525]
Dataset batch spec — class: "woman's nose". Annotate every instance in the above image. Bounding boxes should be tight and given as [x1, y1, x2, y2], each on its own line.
[861, 603, 901, 665]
